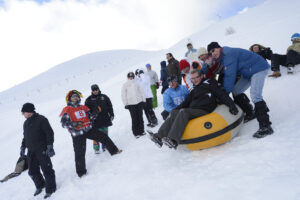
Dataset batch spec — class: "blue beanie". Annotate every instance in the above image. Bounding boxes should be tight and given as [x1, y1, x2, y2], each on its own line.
[146, 64, 151, 68]
[291, 33, 300, 41]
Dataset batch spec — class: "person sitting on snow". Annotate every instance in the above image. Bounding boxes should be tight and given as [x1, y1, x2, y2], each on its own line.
[60, 90, 122, 178]
[249, 44, 273, 61]
[161, 75, 189, 120]
[206, 41, 273, 138]
[269, 33, 300, 77]
[148, 69, 238, 149]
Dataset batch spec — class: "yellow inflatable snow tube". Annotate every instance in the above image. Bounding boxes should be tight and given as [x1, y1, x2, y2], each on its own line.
[180, 104, 244, 151]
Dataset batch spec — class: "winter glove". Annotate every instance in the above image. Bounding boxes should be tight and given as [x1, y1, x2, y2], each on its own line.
[229, 105, 239, 115]
[156, 82, 160, 89]
[45, 145, 55, 157]
[71, 121, 84, 128]
[20, 146, 26, 158]
[110, 115, 114, 121]
[200, 63, 209, 75]
[125, 105, 129, 109]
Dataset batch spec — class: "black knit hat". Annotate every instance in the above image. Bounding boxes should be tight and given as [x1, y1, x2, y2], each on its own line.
[127, 72, 135, 78]
[91, 84, 100, 91]
[21, 103, 35, 113]
[207, 42, 221, 52]
[167, 75, 178, 83]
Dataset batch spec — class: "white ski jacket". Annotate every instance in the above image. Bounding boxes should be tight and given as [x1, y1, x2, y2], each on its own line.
[136, 74, 153, 99]
[121, 79, 145, 106]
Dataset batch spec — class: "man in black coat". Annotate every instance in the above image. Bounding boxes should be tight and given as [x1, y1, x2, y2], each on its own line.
[85, 84, 114, 153]
[166, 53, 181, 84]
[20, 103, 56, 198]
[149, 70, 239, 149]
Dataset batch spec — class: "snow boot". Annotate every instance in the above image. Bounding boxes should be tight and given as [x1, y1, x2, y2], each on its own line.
[135, 132, 146, 139]
[147, 123, 156, 128]
[268, 71, 281, 77]
[253, 126, 274, 138]
[147, 130, 163, 148]
[44, 193, 52, 199]
[253, 101, 274, 138]
[33, 187, 44, 196]
[233, 93, 256, 123]
[287, 64, 294, 74]
[94, 150, 100, 154]
[162, 137, 178, 149]
[44, 189, 55, 199]
[78, 171, 87, 178]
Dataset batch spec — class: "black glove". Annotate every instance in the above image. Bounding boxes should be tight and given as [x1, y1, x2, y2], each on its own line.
[125, 105, 129, 109]
[156, 82, 159, 89]
[110, 115, 114, 121]
[229, 105, 239, 115]
[20, 146, 26, 157]
[45, 145, 55, 157]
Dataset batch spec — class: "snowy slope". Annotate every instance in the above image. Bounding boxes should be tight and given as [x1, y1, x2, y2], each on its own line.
[1, 0, 300, 199]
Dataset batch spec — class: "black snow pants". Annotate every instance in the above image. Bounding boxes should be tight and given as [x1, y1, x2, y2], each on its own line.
[127, 102, 144, 137]
[142, 98, 157, 124]
[72, 128, 119, 176]
[157, 108, 208, 143]
[271, 50, 300, 71]
[27, 151, 56, 193]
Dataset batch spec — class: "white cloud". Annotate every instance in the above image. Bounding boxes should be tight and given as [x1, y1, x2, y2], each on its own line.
[0, 0, 254, 92]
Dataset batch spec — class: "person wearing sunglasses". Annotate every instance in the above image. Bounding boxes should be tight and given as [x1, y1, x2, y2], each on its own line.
[148, 70, 238, 149]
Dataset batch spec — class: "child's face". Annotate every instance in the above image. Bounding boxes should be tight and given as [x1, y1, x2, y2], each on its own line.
[70, 96, 80, 102]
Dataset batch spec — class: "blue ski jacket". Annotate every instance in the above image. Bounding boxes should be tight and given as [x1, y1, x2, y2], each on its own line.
[218, 46, 270, 93]
[163, 85, 189, 112]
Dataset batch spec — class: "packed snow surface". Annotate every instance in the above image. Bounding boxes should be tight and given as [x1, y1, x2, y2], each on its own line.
[1, 0, 300, 199]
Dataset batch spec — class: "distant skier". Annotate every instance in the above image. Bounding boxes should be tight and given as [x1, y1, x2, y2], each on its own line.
[19, 103, 56, 198]
[269, 33, 300, 77]
[145, 63, 159, 108]
[206, 42, 273, 138]
[60, 90, 122, 177]
[121, 72, 146, 138]
[85, 84, 114, 154]
[135, 69, 158, 127]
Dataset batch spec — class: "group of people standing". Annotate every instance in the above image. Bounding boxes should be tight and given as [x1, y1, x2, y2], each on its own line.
[16, 33, 300, 198]
[18, 85, 122, 198]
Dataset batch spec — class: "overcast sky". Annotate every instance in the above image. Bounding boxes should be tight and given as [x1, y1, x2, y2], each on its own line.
[0, 0, 264, 92]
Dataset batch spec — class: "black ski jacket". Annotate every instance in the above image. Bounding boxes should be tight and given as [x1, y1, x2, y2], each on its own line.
[175, 78, 236, 113]
[85, 92, 114, 128]
[21, 113, 54, 152]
